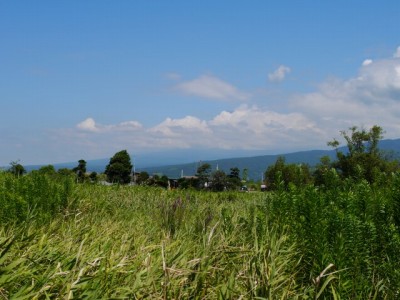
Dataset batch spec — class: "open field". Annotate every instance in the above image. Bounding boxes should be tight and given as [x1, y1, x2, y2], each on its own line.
[1, 172, 400, 299]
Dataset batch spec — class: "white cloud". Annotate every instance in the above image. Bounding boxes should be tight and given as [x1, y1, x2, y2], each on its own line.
[64, 47, 400, 158]
[394, 46, 400, 58]
[268, 65, 291, 82]
[77, 118, 142, 133]
[362, 59, 373, 66]
[115, 121, 143, 131]
[150, 116, 211, 137]
[69, 105, 324, 154]
[291, 51, 400, 137]
[77, 118, 99, 132]
[175, 75, 250, 101]
[211, 105, 316, 132]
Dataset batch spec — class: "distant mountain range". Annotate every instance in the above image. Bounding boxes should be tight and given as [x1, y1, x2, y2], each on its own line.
[147, 139, 400, 180]
[23, 139, 400, 181]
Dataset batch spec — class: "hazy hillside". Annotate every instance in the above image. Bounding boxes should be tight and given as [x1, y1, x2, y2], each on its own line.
[139, 139, 400, 180]
[139, 150, 337, 180]
[21, 138, 400, 180]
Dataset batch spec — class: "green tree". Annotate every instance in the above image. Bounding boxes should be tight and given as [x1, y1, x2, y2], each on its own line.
[105, 150, 133, 184]
[89, 171, 98, 183]
[147, 174, 169, 188]
[265, 156, 285, 190]
[57, 168, 74, 176]
[38, 164, 56, 176]
[196, 163, 211, 189]
[73, 159, 87, 183]
[227, 167, 241, 189]
[211, 170, 227, 191]
[177, 176, 198, 189]
[265, 157, 312, 190]
[328, 125, 398, 183]
[313, 156, 332, 186]
[136, 171, 150, 185]
[8, 160, 26, 177]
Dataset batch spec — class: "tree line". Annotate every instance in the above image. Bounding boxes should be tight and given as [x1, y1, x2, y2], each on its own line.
[5, 125, 400, 191]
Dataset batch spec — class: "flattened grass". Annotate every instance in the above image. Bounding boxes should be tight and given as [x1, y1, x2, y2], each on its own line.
[1, 182, 301, 299]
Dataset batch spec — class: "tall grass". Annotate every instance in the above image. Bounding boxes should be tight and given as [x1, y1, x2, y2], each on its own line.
[0, 172, 74, 225]
[264, 175, 400, 298]
[1, 172, 400, 298]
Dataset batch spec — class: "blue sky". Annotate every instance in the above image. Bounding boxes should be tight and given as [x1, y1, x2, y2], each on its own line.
[1, 1, 400, 165]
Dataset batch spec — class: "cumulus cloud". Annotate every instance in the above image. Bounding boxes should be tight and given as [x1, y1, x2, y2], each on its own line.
[175, 75, 250, 101]
[77, 118, 98, 132]
[65, 46, 400, 158]
[211, 105, 316, 132]
[268, 65, 291, 82]
[70, 105, 323, 154]
[291, 50, 400, 137]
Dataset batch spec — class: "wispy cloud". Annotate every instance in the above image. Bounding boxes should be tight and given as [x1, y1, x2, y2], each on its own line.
[362, 59, 373, 66]
[150, 116, 211, 137]
[175, 75, 250, 101]
[165, 72, 181, 81]
[77, 118, 142, 133]
[268, 65, 291, 82]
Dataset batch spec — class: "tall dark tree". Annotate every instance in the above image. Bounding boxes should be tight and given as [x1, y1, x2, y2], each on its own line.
[227, 167, 241, 189]
[8, 160, 26, 177]
[196, 163, 211, 189]
[105, 150, 133, 184]
[73, 159, 87, 183]
[211, 170, 227, 191]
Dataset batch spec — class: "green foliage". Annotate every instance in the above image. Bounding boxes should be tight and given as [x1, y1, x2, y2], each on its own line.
[2, 170, 400, 298]
[263, 176, 400, 298]
[136, 171, 150, 185]
[227, 167, 242, 189]
[0, 172, 74, 224]
[73, 159, 87, 183]
[57, 168, 74, 176]
[105, 150, 133, 184]
[89, 171, 98, 183]
[8, 160, 26, 177]
[265, 156, 313, 190]
[210, 170, 227, 191]
[329, 125, 398, 183]
[148, 174, 169, 188]
[177, 176, 199, 189]
[37, 164, 56, 176]
[0, 184, 301, 298]
[196, 163, 211, 189]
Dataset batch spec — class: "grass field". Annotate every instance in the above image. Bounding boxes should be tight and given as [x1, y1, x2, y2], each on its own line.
[1, 172, 400, 299]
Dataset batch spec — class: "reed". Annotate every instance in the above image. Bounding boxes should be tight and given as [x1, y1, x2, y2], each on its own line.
[1, 172, 400, 298]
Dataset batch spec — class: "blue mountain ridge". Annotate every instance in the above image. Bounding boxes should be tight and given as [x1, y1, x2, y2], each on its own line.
[20, 138, 400, 181]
